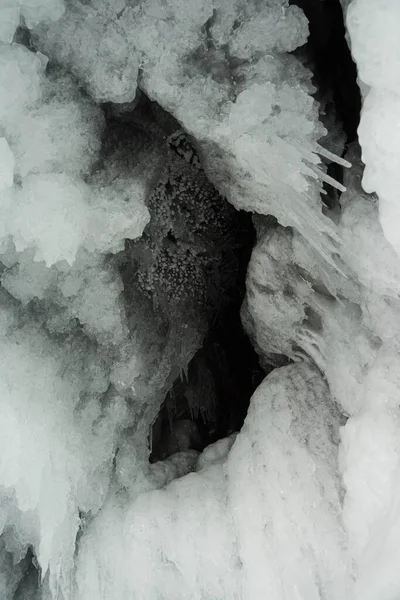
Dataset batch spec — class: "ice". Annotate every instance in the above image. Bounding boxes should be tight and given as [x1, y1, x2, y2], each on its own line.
[0, 6, 20, 43]
[340, 346, 400, 600]
[0, 7, 152, 595]
[1, 174, 90, 265]
[0, 0, 64, 32]
[1, 124, 148, 266]
[0, 138, 14, 191]
[0, 538, 26, 599]
[75, 364, 351, 600]
[227, 364, 351, 600]
[1, 1, 349, 597]
[1, 0, 400, 598]
[0, 45, 45, 121]
[18, 0, 65, 29]
[345, 0, 400, 256]
[1, 250, 55, 304]
[196, 434, 237, 471]
[0, 305, 130, 597]
[32, 0, 345, 261]
[8, 92, 104, 178]
[34, 1, 139, 103]
[243, 146, 400, 598]
[58, 256, 128, 345]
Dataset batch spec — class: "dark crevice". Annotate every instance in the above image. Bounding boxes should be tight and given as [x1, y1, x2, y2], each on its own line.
[12, 548, 40, 600]
[98, 8, 361, 461]
[147, 1, 363, 460]
[13, 22, 36, 52]
[101, 95, 268, 462]
[149, 222, 267, 462]
[290, 0, 361, 211]
[291, 0, 361, 143]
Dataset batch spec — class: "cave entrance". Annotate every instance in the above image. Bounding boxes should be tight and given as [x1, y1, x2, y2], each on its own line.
[147, 201, 269, 463]
[103, 93, 275, 463]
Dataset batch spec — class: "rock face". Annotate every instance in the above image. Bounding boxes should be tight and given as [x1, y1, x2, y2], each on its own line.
[1, 0, 400, 599]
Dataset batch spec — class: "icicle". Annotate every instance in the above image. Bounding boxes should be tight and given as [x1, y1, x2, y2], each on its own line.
[291, 141, 322, 165]
[307, 164, 347, 193]
[316, 145, 352, 168]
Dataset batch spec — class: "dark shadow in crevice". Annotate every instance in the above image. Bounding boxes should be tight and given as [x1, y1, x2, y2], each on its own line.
[290, 0, 361, 211]
[291, 0, 361, 143]
[149, 207, 269, 462]
[149, 297, 269, 462]
[12, 547, 41, 600]
[99, 94, 279, 462]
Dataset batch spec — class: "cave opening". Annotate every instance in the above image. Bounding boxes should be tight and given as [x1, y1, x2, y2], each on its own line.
[148, 209, 268, 463]
[146, 0, 364, 463]
[103, 0, 363, 464]
[101, 93, 268, 463]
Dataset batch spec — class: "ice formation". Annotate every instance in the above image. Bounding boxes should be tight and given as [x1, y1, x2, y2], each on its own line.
[0, 0, 400, 598]
[344, 0, 400, 256]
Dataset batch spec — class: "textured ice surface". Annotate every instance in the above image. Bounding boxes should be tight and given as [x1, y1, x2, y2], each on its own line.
[0, 7, 151, 595]
[345, 0, 400, 256]
[0, 0, 64, 30]
[33, 0, 344, 261]
[1, 0, 400, 599]
[0, 43, 149, 267]
[0, 302, 129, 597]
[0, 138, 14, 191]
[243, 147, 400, 599]
[75, 364, 351, 600]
